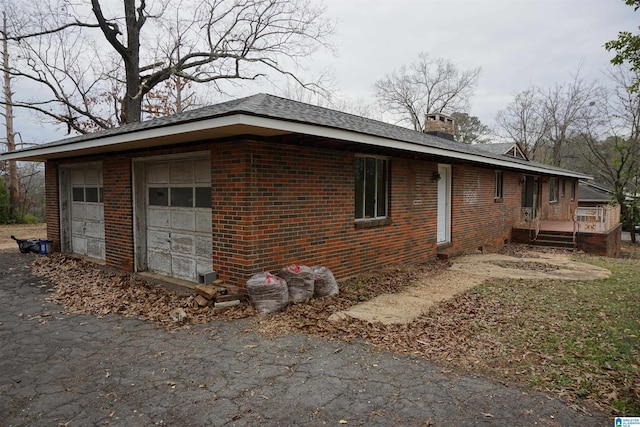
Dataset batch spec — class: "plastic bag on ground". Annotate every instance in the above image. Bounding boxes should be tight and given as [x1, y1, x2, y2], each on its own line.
[312, 266, 339, 297]
[246, 272, 289, 314]
[279, 265, 314, 303]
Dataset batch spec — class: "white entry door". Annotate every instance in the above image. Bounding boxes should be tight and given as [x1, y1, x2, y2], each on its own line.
[70, 166, 105, 259]
[437, 164, 451, 244]
[145, 158, 212, 282]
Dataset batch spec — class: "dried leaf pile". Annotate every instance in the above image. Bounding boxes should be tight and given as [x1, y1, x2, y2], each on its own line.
[32, 254, 253, 328]
[29, 246, 639, 416]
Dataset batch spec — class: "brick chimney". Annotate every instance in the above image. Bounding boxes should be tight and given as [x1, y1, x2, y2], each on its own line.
[424, 113, 455, 141]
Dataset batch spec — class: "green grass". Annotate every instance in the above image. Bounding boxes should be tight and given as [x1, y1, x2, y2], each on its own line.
[469, 250, 640, 414]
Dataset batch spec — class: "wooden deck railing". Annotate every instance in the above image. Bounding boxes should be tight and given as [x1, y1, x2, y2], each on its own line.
[574, 204, 621, 232]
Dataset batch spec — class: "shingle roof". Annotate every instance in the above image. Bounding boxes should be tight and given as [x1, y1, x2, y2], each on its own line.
[579, 182, 612, 202]
[6, 93, 590, 178]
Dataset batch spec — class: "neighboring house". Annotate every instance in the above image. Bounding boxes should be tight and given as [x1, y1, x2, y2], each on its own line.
[578, 181, 613, 207]
[2, 94, 618, 286]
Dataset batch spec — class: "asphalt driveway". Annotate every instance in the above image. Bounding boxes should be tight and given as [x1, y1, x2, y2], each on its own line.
[0, 251, 609, 426]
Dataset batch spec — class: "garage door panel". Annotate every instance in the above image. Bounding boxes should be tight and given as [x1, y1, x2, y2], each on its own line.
[148, 208, 170, 228]
[170, 162, 193, 184]
[148, 252, 171, 275]
[148, 230, 170, 251]
[85, 169, 101, 185]
[84, 204, 103, 222]
[170, 233, 194, 255]
[170, 210, 195, 231]
[72, 220, 85, 235]
[72, 204, 85, 220]
[84, 221, 104, 239]
[74, 237, 87, 254]
[194, 160, 210, 183]
[147, 163, 169, 184]
[87, 240, 104, 259]
[195, 236, 212, 257]
[67, 165, 105, 260]
[144, 157, 211, 283]
[172, 256, 196, 281]
[195, 211, 211, 233]
[70, 169, 84, 185]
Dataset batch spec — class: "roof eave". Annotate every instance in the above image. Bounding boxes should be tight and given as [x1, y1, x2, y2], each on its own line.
[1, 113, 592, 179]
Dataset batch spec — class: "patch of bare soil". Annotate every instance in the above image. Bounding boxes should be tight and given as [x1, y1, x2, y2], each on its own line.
[0, 223, 47, 250]
[329, 246, 610, 325]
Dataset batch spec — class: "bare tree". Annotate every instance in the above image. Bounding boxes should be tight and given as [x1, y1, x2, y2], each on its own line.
[3, 0, 334, 131]
[541, 72, 601, 165]
[495, 87, 548, 159]
[374, 52, 481, 131]
[577, 66, 640, 240]
[496, 71, 600, 165]
[1, 11, 18, 218]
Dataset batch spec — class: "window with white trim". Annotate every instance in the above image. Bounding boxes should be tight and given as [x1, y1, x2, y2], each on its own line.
[355, 156, 388, 220]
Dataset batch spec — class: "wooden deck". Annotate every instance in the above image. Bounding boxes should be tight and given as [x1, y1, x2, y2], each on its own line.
[537, 220, 616, 234]
[512, 221, 622, 257]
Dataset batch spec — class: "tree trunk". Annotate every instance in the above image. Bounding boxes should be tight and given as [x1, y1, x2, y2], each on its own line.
[2, 12, 19, 219]
[122, 0, 142, 124]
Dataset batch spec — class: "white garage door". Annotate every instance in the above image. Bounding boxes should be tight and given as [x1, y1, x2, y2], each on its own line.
[70, 166, 105, 259]
[146, 159, 212, 282]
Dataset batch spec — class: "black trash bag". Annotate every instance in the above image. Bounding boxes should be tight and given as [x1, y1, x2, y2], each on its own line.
[11, 236, 40, 254]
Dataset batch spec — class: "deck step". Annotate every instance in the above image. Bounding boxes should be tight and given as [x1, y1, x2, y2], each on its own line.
[533, 232, 576, 249]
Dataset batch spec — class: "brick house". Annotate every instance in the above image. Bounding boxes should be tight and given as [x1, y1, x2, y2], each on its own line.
[4, 94, 608, 286]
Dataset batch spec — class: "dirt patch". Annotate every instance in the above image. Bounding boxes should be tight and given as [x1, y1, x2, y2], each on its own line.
[0, 223, 47, 251]
[330, 248, 611, 325]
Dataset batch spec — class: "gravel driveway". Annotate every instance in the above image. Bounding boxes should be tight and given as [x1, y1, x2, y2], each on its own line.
[0, 251, 609, 426]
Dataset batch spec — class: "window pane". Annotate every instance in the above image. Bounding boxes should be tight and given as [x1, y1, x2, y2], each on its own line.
[72, 187, 84, 202]
[364, 158, 376, 218]
[149, 187, 169, 206]
[171, 187, 193, 207]
[99, 187, 104, 203]
[549, 178, 558, 202]
[495, 171, 503, 198]
[195, 187, 211, 208]
[376, 159, 387, 216]
[355, 158, 364, 219]
[85, 187, 99, 203]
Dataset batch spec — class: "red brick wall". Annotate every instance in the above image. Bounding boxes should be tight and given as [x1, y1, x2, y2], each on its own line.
[211, 140, 437, 285]
[576, 223, 622, 257]
[447, 165, 520, 254]
[44, 161, 60, 251]
[102, 156, 134, 271]
[44, 137, 584, 286]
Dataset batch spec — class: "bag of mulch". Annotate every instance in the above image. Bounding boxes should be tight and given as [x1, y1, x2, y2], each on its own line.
[279, 265, 314, 303]
[312, 266, 339, 298]
[246, 272, 289, 314]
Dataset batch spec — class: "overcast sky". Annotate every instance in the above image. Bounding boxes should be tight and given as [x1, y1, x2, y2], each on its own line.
[10, 0, 639, 144]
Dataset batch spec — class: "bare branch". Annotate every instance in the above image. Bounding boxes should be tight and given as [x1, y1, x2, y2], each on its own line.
[374, 52, 481, 131]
